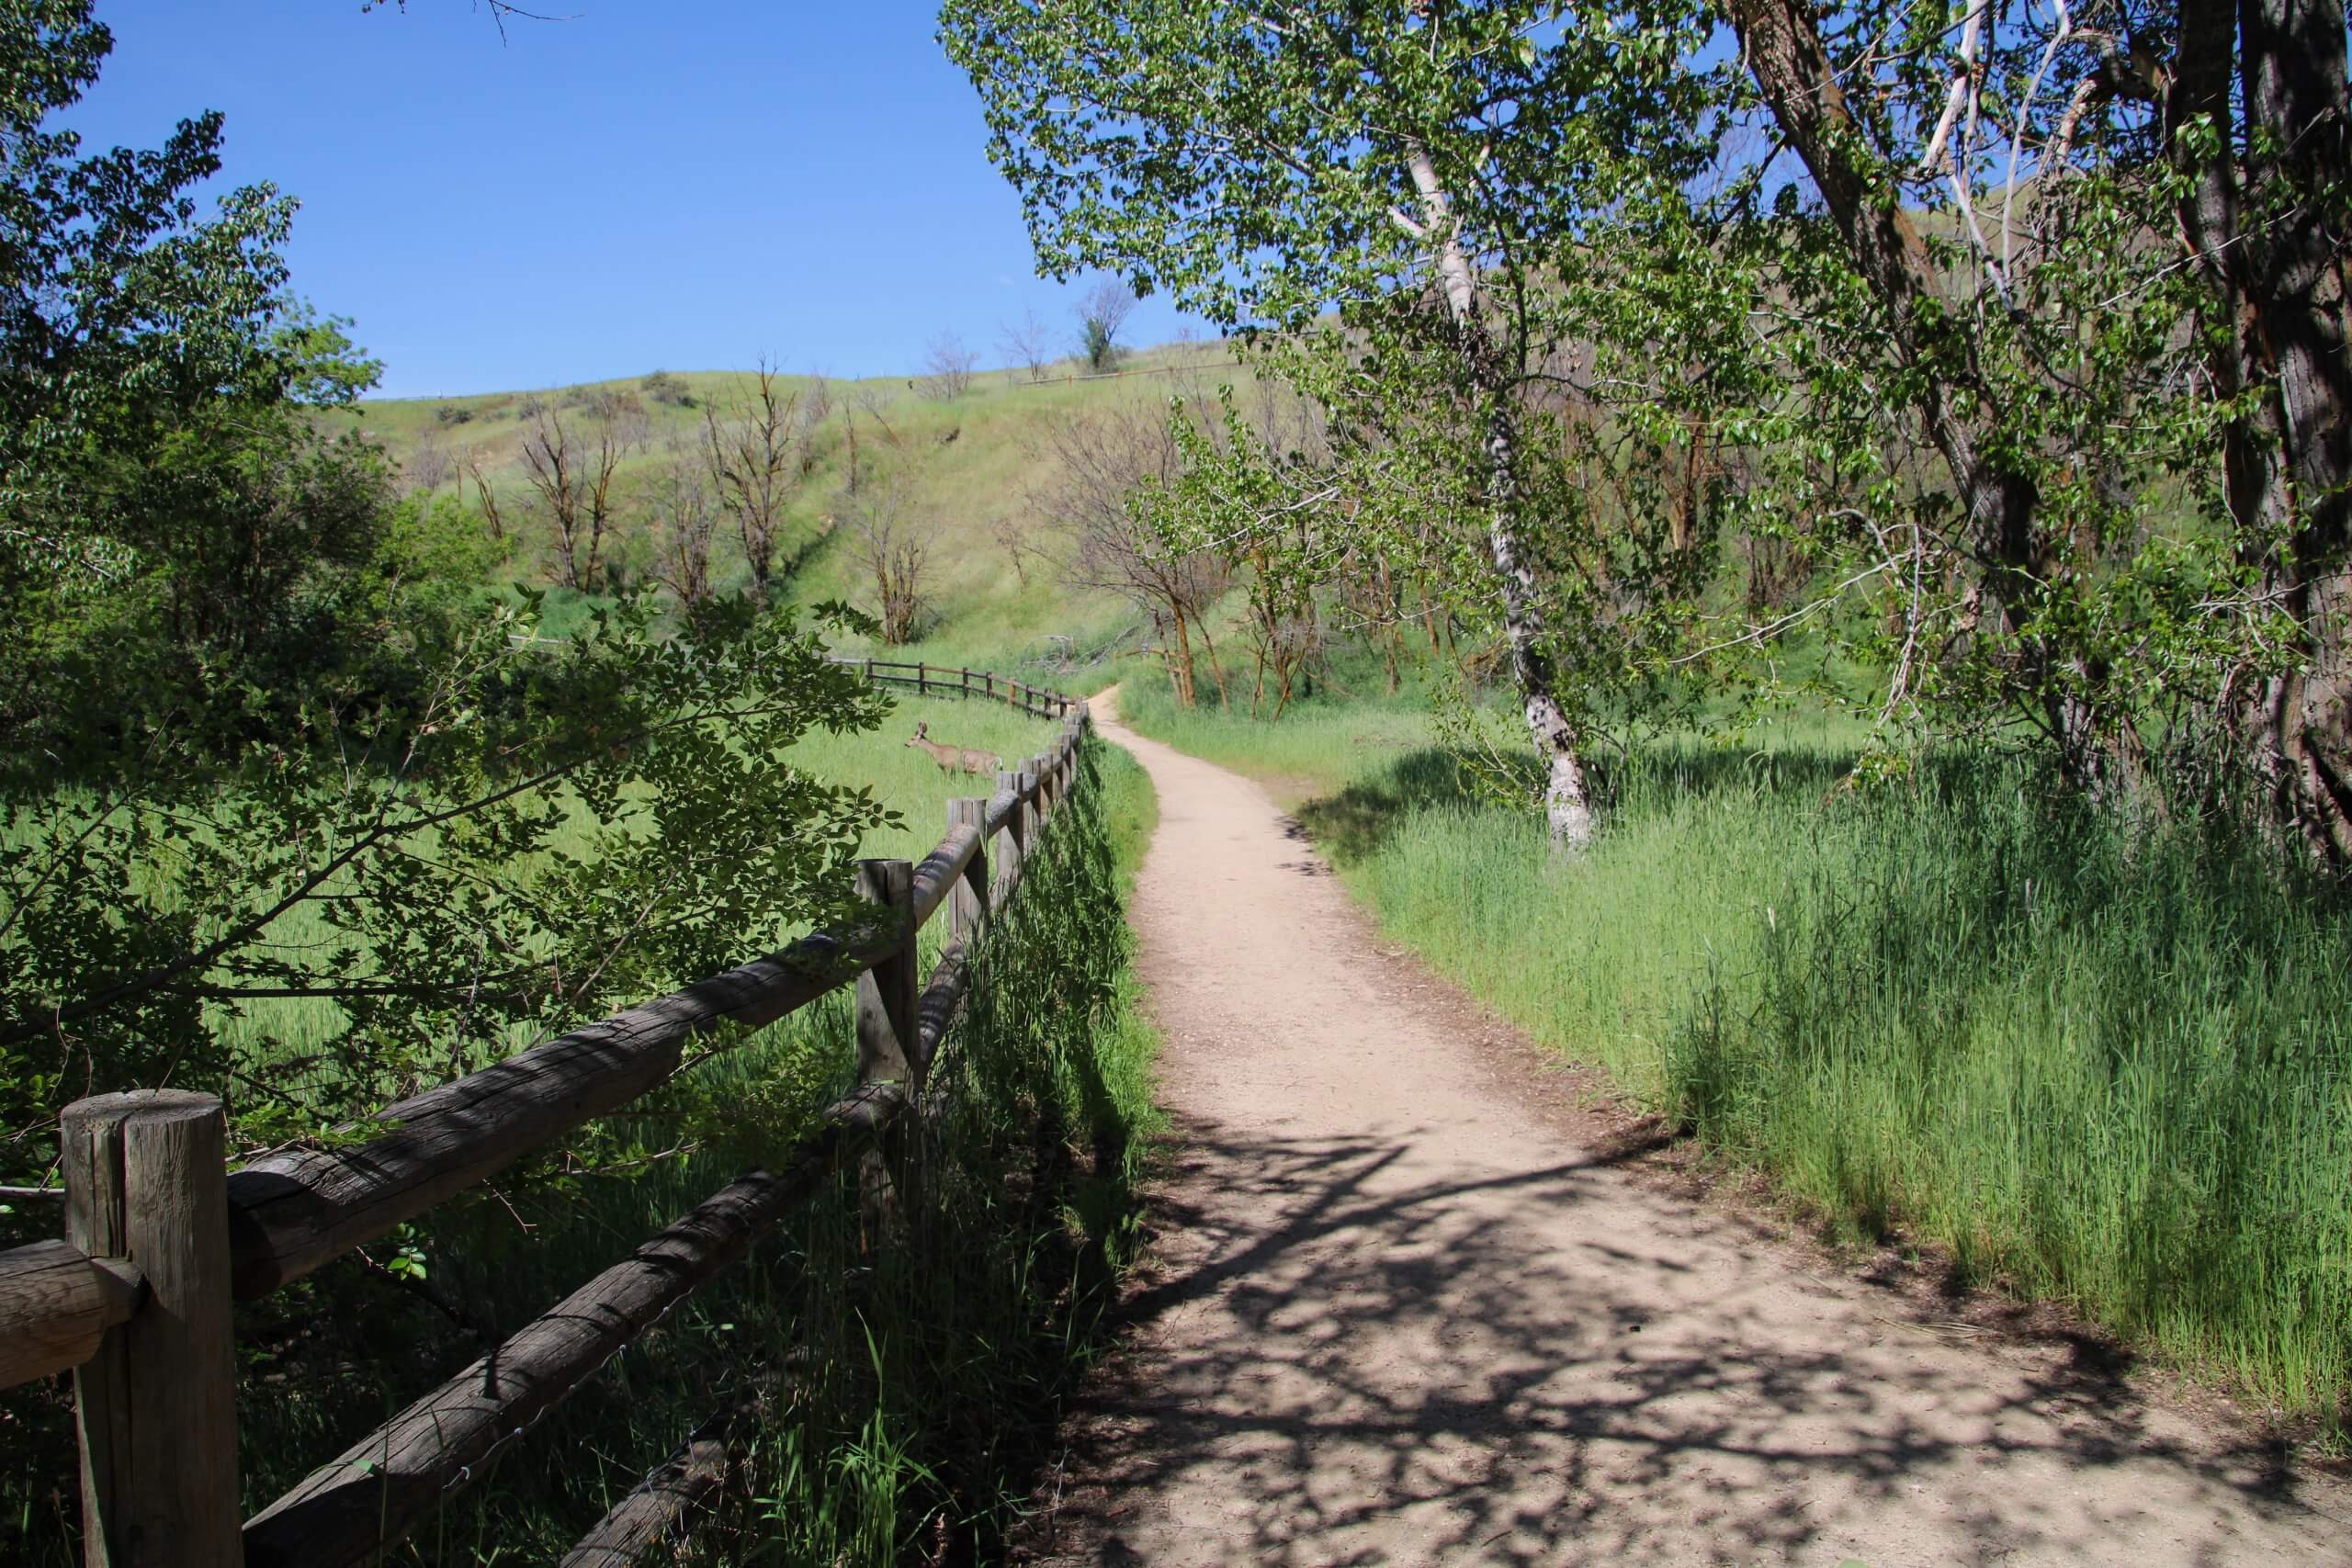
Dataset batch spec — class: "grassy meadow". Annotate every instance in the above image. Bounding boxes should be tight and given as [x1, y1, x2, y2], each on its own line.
[4, 688, 1166, 1564]
[1115, 670, 2352, 1442]
[118, 691, 1084, 1113]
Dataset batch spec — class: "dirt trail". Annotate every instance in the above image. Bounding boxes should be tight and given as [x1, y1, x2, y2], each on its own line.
[1032, 691, 2351, 1566]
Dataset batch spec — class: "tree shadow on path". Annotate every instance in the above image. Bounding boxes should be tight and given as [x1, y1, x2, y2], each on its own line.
[1029, 1112, 2338, 1567]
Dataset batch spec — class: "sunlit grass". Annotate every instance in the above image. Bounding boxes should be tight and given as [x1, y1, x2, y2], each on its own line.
[1117, 668, 2352, 1436]
[4, 699, 1160, 1565]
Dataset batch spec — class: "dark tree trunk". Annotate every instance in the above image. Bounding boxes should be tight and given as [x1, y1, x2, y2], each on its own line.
[2232, 0, 2352, 866]
[1727, 0, 2109, 786]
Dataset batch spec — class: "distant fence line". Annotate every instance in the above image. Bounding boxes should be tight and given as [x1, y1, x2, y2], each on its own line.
[0, 665, 1090, 1567]
[833, 656, 1072, 717]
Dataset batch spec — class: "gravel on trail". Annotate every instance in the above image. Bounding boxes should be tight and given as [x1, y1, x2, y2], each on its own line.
[1018, 691, 2348, 1567]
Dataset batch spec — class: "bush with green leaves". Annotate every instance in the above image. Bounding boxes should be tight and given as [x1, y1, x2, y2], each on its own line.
[0, 593, 895, 1165]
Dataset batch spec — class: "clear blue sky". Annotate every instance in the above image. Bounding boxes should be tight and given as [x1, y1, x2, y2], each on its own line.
[70, 2, 1206, 399]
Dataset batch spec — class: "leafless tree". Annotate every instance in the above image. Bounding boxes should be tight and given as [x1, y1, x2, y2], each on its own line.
[590, 388, 654, 455]
[917, 333, 978, 401]
[701, 360, 804, 604]
[1027, 391, 1230, 705]
[845, 471, 933, 646]
[997, 309, 1056, 382]
[1074, 277, 1138, 372]
[405, 438, 454, 494]
[842, 387, 902, 496]
[466, 458, 508, 545]
[795, 377, 831, 477]
[649, 449, 720, 608]
[522, 408, 620, 593]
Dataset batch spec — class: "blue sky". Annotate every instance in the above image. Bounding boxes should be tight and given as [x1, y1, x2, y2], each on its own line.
[70, 2, 1206, 399]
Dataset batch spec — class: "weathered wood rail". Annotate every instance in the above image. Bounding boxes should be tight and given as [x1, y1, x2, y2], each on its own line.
[0, 667, 1090, 1567]
[835, 655, 1073, 719]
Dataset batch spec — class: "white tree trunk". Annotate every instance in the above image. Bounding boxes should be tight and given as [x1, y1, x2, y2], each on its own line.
[1407, 144, 1596, 852]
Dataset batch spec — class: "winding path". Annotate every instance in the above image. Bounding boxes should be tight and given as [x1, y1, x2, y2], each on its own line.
[1027, 692, 2350, 1566]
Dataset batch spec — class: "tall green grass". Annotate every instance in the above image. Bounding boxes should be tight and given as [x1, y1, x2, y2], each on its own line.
[4, 716, 1162, 1562]
[1118, 672, 2352, 1434]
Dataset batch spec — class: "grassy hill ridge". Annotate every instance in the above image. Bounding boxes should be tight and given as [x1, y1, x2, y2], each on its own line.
[345, 342, 1260, 676]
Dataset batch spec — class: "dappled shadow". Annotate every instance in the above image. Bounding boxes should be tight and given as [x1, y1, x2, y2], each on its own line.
[1288, 749, 1478, 867]
[1036, 1111, 2332, 1567]
[1288, 741, 1868, 869]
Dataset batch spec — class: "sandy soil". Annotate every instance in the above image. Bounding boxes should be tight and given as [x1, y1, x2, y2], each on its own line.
[1017, 692, 2352, 1567]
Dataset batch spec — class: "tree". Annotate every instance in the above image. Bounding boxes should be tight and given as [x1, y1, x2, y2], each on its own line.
[649, 448, 719, 608]
[944, 0, 1716, 848]
[918, 333, 978, 400]
[1027, 393, 1231, 704]
[521, 406, 619, 594]
[0, 1, 300, 667]
[701, 361, 805, 604]
[590, 386, 653, 454]
[842, 387, 902, 497]
[1073, 277, 1136, 373]
[0, 592, 892, 1150]
[845, 470, 933, 646]
[0, 4, 901, 1168]
[467, 457, 508, 544]
[1716, 0, 2352, 863]
[998, 308, 1057, 382]
[405, 436, 454, 494]
[639, 368, 695, 408]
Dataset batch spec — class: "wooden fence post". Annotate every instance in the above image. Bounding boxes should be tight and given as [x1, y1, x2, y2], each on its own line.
[917, 662, 927, 696]
[854, 861, 919, 1092]
[994, 769, 1028, 895]
[1020, 765, 1042, 850]
[62, 1091, 240, 1568]
[946, 799, 989, 939]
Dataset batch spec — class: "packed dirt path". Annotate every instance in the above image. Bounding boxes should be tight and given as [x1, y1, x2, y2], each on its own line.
[1032, 691, 2351, 1567]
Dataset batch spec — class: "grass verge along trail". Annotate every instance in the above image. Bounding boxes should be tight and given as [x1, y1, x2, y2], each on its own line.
[1114, 673, 2352, 1442]
[1043, 687, 2348, 1566]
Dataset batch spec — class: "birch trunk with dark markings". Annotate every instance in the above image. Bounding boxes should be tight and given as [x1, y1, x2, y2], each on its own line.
[1404, 143, 1595, 851]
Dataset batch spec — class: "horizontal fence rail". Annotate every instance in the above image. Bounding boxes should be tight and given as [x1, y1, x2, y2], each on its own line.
[2, 663, 1090, 1567]
[831, 656, 1080, 720]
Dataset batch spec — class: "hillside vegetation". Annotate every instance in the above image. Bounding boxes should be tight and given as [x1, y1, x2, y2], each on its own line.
[1117, 665, 2352, 1444]
[0, 16, 1190, 1551]
[344, 342, 1255, 671]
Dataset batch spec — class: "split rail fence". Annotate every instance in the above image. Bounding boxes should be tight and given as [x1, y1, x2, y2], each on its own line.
[836, 656, 1072, 718]
[0, 665, 1091, 1567]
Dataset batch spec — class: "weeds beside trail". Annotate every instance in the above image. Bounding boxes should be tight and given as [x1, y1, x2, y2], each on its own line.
[1117, 674, 2352, 1444]
[1, 736, 1159, 1565]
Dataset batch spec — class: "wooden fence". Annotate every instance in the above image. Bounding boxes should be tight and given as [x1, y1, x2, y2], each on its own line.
[837, 656, 1071, 717]
[0, 668, 1090, 1567]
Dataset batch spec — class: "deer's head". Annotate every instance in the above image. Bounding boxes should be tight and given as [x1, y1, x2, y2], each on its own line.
[905, 722, 930, 746]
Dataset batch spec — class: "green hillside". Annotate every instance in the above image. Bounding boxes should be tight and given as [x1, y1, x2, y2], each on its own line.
[346, 342, 1261, 673]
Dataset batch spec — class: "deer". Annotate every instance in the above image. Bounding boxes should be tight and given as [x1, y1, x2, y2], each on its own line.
[906, 721, 1001, 778]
